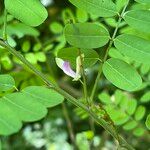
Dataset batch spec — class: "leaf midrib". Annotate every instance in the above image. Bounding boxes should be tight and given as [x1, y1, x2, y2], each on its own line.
[16, 0, 44, 20]
[82, 0, 117, 14]
[3, 96, 40, 116]
[116, 38, 150, 56]
[106, 61, 137, 87]
[0, 117, 15, 131]
[125, 15, 150, 25]
[66, 34, 109, 38]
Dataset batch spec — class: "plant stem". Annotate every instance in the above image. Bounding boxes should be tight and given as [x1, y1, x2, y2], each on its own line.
[3, 9, 7, 41]
[90, 0, 130, 101]
[79, 50, 89, 105]
[62, 102, 76, 147]
[0, 39, 134, 150]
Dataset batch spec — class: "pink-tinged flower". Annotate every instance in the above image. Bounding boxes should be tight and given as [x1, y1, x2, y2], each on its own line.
[56, 54, 84, 81]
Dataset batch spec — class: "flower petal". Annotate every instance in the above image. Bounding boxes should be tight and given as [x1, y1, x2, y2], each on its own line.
[56, 58, 76, 78]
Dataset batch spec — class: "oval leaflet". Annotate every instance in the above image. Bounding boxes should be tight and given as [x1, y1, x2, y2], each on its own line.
[69, 0, 117, 17]
[114, 34, 150, 64]
[124, 10, 150, 33]
[5, 0, 48, 26]
[102, 58, 142, 91]
[64, 23, 110, 49]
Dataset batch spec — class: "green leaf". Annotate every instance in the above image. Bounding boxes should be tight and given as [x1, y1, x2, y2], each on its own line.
[5, 0, 48, 26]
[134, 106, 146, 121]
[116, 0, 128, 11]
[57, 47, 99, 69]
[7, 23, 40, 38]
[98, 92, 111, 104]
[69, 0, 117, 17]
[76, 9, 88, 23]
[106, 106, 129, 125]
[62, 8, 75, 24]
[2, 93, 47, 122]
[102, 58, 142, 91]
[25, 53, 37, 64]
[123, 120, 137, 130]
[64, 23, 110, 49]
[140, 64, 150, 75]
[133, 127, 145, 137]
[0, 74, 15, 91]
[1, 56, 13, 70]
[114, 90, 124, 105]
[33, 43, 42, 52]
[126, 99, 137, 115]
[135, 0, 150, 4]
[140, 91, 150, 103]
[145, 114, 150, 130]
[22, 40, 31, 52]
[35, 52, 46, 62]
[50, 22, 63, 34]
[0, 101, 22, 135]
[22, 86, 64, 108]
[114, 34, 150, 64]
[124, 10, 150, 33]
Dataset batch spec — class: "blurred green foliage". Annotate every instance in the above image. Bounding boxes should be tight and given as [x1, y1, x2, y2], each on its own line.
[0, 0, 150, 150]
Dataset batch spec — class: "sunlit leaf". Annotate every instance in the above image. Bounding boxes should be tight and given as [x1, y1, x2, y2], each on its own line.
[69, 0, 117, 17]
[102, 58, 142, 91]
[98, 92, 111, 104]
[22, 86, 64, 108]
[2, 93, 47, 122]
[0, 101, 22, 135]
[114, 34, 150, 64]
[5, 0, 48, 26]
[145, 114, 150, 130]
[133, 127, 145, 137]
[135, 0, 150, 4]
[123, 120, 137, 130]
[124, 10, 150, 33]
[134, 106, 146, 121]
[76, 9, 88, 23]
[140, 91, 150, 103]
[0, 74, 15, 91]
[64, 23, 110, 49]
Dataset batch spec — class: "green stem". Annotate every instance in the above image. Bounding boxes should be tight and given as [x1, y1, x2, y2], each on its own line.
[62, 102, 76, 147]
[0, 39, 134, 150]
[90, 0, 130, 101]
[3, 9, 7, 41]
[79, 50, 89, 105]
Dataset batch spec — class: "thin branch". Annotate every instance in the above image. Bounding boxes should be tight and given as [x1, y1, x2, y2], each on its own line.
[90, 0, 130, 101]
[78, 50, 89, 105]
[3, 9, 7, 41]
[0, 39, 134, 150]
[62, 102, 76, 147]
